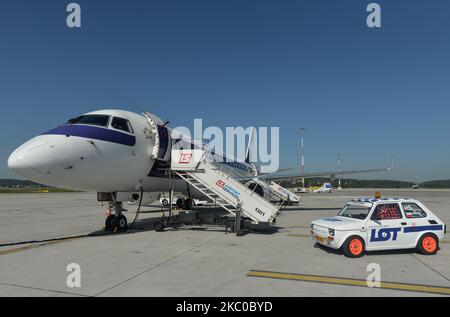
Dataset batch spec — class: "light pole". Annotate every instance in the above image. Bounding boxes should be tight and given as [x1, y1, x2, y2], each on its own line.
[300, 128, 305, 188]
[337, 153, 342, 190]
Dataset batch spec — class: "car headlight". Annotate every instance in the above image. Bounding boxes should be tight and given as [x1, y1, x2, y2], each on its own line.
[328, 228, 335, 237]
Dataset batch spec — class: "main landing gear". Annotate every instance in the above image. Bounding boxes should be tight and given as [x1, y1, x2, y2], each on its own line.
[176, 197, 193, 210]
[105, 201, 128, 232]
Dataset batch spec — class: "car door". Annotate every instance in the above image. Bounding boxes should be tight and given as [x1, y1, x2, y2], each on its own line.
[400, 202, 431, 247]
[366, 203, 408, 250]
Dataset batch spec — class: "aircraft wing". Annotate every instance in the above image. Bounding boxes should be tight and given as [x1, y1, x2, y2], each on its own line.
[251, 164, 394, 183]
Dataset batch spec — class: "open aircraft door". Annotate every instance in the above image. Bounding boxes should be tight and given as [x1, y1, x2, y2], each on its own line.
[156, 124, 171, 162]
[143, 112, 172, 164]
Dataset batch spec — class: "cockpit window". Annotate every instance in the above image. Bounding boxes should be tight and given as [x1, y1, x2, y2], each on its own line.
[111, 117, 134, 134]
[67, 115, 110, 127]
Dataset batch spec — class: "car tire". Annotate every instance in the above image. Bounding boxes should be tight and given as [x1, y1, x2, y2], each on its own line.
[342, 236, 365, 258]
[162, 199, 169, 207]
[417, 233, 439, 255]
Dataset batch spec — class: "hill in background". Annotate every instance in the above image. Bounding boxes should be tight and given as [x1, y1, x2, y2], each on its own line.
[279, 178, 450, 189]
[0, 179, 44, 188]
[0, 179, 76, 193]
[420, 180, 450, 188]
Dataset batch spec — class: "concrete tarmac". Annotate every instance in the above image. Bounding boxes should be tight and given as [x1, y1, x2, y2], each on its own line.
[0, 189, 449, 297]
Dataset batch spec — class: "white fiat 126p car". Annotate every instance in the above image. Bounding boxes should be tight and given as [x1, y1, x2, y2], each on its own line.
[311, 195, 446, 258]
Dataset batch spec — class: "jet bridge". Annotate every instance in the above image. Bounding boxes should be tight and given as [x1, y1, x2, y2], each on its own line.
[170, 148, 282, 229]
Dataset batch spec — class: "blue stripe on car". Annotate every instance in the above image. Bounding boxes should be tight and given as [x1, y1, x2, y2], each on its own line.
[42, 125, 136, 147]
[403, 225, 443, 233]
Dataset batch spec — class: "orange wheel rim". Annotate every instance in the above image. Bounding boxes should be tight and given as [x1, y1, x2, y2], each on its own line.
[349, 239, 363, 255]
[422, 237, 437, 253]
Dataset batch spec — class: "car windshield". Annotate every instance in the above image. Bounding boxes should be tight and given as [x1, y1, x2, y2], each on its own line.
[67, 115, 110, 127]
[338, 204, 372, 220]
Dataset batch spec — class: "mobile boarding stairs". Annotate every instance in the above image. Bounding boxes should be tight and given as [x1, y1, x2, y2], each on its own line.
[170, 147, 283, 234]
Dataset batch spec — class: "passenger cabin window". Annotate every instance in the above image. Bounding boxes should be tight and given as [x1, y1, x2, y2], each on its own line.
[402, 203, 427, 219]
[67, 115, 110, 127]
[371, 204, 402, 221]
[111, 117, 133, 134]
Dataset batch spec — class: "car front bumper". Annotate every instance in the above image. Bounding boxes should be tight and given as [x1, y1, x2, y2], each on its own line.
[311, 231, 342, 250]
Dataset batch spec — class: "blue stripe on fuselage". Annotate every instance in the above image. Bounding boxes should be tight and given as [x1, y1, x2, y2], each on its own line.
[42, 125, 136, 147]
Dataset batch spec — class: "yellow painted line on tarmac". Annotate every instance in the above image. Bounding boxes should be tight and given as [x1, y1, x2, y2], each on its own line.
[247, 270, 450, 296]
[0, 244, 42, 256]
[0, 237, 85, 256]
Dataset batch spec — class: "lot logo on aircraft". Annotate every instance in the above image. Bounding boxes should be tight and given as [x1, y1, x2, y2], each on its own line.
[370, 228, 401, 242]
[179, 153, 193, 164]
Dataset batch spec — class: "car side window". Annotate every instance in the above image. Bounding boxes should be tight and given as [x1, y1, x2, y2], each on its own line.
[111, 117, 134, 134]
[371, 203, 403, 221]
[402, 203, 427, 219]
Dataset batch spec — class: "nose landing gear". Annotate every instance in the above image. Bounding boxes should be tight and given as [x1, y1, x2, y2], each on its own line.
[105, 202, 128, 232]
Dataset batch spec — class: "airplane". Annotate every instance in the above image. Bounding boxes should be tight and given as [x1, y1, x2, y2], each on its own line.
[8, 109, 393, 232]
[313, 183, 333, 193]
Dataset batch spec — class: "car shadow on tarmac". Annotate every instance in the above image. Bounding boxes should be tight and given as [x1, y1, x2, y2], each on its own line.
[313, 242, 427, 257]
[282, 207, 341, 212]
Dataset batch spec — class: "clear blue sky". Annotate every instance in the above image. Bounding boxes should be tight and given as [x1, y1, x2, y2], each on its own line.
[1, 0, 449, 182]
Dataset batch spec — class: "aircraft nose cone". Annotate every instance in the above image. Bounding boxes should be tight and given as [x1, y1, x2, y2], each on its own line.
[7, 152, 18, 171]
[8, 147, 33, 172]
[7, 138, 55, 180]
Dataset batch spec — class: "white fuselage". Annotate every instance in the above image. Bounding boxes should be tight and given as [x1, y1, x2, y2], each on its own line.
[8, 110, 256, 198]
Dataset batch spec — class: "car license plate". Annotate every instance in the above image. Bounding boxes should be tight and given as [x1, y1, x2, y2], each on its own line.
[315, 235, 325, 242]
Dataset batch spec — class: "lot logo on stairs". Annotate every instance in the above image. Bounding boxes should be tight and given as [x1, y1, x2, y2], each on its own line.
[216, 180, 241, 200]
[179, 153, 193, 164]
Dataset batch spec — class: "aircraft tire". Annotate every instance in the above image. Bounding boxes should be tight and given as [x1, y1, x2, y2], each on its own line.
[112, 215, 128, 232]
[105, 215, 115, 232]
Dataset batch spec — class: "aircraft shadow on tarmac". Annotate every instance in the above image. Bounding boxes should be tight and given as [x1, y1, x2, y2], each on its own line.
[88, 206, 282, 237]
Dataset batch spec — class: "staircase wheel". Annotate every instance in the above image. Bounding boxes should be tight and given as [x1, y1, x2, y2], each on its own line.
[184, 198, 193, 210]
